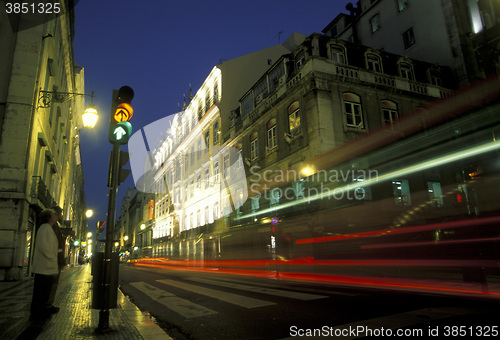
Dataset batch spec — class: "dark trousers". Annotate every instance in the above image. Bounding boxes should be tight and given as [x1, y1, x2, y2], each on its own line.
[47, 270, 60, 306]
[30, 273, 57, 315]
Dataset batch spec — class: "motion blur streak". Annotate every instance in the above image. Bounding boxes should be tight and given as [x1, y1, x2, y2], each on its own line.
[362, 236, 500, 249]
[296, 216, 500, 244]
[131, 259, 500, 298]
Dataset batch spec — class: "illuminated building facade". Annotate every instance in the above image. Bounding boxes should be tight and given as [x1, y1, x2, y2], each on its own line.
[124, 32, 454, 261]
[0, 1, 88, 279]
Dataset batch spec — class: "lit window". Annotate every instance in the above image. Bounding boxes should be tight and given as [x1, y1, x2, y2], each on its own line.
[288, 101, 301, 136]
[292, 180, 304, 199]
[267, 119, 277, 151]
[381, 100, 399, 131]
[250, 133, 259, 160]
[370, 14, 381, 33]
[366, 53, 382, 72]
[343, 93, 364, 129]
[330, 45, 346, 64]
[403, 27, 416, 49]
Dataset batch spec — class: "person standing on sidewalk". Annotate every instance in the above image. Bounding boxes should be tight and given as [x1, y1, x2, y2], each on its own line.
[46, 206, 66, 312]
[30, 209, 60, 321]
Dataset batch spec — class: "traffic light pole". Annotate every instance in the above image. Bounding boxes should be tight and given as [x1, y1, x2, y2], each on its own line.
[97, 141, 120, 332]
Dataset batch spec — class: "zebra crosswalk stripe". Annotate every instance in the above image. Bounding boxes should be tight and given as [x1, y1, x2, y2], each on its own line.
[130, 281, 217, 318]
[187, 277, 328, 300]
[156, 279, 276, 308]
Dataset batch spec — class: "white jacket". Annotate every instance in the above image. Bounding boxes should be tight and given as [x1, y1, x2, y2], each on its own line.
[32, 223, 59, 275]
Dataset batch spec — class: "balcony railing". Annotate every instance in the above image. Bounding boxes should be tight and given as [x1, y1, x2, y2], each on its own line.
[31, 176, 56, 208]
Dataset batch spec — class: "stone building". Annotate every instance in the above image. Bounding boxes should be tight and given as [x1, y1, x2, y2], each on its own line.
[322, 0, 500, 85]
[0, 1, 88, 279]
[119, 31, 455, 261]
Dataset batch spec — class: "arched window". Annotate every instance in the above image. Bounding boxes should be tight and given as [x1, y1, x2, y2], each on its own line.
[366, 53, 382, 73]
[398, 61, 414, 81]
[343, 93, 365, 129]
[330, 44, 346, 64]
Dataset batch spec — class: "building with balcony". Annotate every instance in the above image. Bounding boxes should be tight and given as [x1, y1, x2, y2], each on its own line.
[0, 0, 88, 280]
[322, 0, 500, 85]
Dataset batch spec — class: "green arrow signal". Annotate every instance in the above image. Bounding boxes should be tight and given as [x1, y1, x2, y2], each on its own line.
[114, 126, 127, 140]
[111, 121, 132, 144]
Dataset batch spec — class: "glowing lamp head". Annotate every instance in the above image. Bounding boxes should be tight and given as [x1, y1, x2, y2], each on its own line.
[82, 106, 99, 128]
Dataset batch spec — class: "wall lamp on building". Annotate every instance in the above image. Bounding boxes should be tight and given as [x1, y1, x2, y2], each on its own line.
[38, 89, 99, 128]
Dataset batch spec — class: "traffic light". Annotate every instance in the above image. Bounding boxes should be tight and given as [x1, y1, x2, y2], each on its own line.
[109, 86, 134, 144]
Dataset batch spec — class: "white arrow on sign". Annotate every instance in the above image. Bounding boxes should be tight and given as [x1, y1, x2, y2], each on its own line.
[114, 126, 127, 140]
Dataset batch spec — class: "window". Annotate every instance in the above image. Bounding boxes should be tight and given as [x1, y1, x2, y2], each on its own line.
[270, 188, 280, 207]
[251, 195, 260, 212]
[403, 27, 416, 49]
[223, 153, 230, 177]
[267, 119, 277, 151]
[214, 161, 219, 183]
[370, 14, 381, 33]
[205, 130, 210, 152]
[366, 53, 382, 72]
[392, 180, 411, 206]
[330, 45, 346, 64]
[296, 50, 305, 69]
[397, 0, 408, 11]
[428, 182, 444, 208]
[191, 145, 195, 165]
[288, 101, 301, 136]
[330, 25, 338, 37]
[191, 179, 194, 197]
[292, 180, 305, 199]
[214, 202, 219, 220]
[381, 100, 399, 131]
[236, 144, 243, 169]
[205, 94, 211, 111]
[205, 206, 209, 224]
[205, 168, 210, 188]
[250, 133, 259, 160]
[399, 62, 414, 80]
[214, 83, 219, 104]
[213, 121, 219, 144]
[428, 68, 442, 87]
[343, 93, 364, 129]
[197, 138, 202, 159]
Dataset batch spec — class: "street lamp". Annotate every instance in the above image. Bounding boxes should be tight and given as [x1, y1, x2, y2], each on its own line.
[86, 209, 93, 218]
[38, 89, 99, 128]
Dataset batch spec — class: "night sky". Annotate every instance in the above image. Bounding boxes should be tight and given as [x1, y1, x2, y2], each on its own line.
[73, 0, 350, 233]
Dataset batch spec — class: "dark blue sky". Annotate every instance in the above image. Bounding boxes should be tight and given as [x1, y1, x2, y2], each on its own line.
[73, 0, 350, 232]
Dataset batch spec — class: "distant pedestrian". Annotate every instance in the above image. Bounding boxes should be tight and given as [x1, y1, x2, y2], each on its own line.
[30, 209, 60, 321]
[46, 206, 66, 311]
